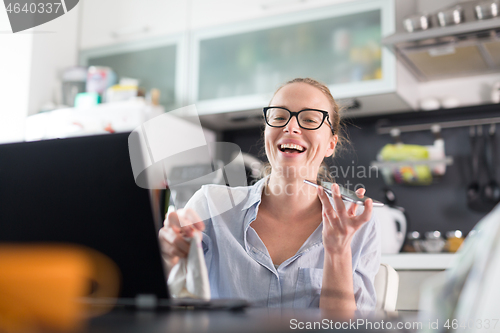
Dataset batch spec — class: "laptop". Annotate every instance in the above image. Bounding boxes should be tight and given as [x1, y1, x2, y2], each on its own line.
[0, 133, 247, 310]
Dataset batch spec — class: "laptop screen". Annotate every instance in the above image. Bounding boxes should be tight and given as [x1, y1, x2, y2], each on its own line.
[0, 133, 169, 299]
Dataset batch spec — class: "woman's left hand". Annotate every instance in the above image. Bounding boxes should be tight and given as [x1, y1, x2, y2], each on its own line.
[318, 184, 373, 255]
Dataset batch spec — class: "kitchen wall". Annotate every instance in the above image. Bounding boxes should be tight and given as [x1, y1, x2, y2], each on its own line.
[0, 9, 33, 143]
[0, 3, 79, 144]
[223, 104, 500, 236]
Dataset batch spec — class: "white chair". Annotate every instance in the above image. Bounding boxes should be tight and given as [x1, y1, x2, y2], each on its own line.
[374, 263, 399, 312]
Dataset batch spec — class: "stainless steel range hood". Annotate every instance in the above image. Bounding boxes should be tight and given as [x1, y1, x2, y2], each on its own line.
[383, 18, 500, 81]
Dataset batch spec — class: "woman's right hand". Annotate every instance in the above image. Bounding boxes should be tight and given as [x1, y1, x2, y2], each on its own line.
[158, 208, 205, 272]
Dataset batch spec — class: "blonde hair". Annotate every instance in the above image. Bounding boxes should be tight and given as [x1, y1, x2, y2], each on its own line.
[262, 77, 347, 183]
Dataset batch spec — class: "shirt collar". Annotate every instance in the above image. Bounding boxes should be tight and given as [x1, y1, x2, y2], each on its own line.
[241, 175, 269, 211]
[242, 175, 324, 256]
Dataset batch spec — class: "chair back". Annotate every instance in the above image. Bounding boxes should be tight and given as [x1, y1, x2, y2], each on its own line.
[374, 263, 399, 311]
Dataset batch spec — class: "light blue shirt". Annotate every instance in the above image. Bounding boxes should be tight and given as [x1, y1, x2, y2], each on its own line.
[184, 177, 381, 310]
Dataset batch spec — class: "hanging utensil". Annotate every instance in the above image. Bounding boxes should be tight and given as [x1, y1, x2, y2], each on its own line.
[481, 124, 500, 207]
[467, 126, 483, 211]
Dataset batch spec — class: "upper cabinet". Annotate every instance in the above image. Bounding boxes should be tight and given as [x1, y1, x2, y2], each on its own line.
[80, 36, 183, 110]
[189, 0, 405, 115]
[78, 0, 417, 126]
[79, 0, 188, 50]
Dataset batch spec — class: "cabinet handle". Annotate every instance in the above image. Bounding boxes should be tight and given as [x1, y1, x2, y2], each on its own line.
[111, 25, 150, 38]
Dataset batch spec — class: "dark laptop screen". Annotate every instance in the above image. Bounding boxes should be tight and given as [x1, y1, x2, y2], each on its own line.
[0, 133, 169, 299]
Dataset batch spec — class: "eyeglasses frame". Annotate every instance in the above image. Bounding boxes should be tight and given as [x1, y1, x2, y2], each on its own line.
[263, 106, 335, 135]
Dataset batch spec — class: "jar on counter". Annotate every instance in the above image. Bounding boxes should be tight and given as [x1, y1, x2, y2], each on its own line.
[445, 230, 464, 253]
[404, 231, 421, 252]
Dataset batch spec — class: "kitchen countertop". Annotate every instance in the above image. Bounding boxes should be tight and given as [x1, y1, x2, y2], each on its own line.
[381, 253, 456, 270]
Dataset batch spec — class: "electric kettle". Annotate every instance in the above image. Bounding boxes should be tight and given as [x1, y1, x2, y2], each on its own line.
[376, 205, 407, 254]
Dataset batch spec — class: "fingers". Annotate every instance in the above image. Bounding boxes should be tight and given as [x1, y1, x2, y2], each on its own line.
[160, 207, 205, 261]
[352, 198, 373, 228]
[178, 208, 205, 232]
[347, 188, 365, 216]
[165, 211, 182, 231]
[317, 186, 336, 217]
[166, 209, 205, 238]
[165, 227, 190, 253]
[355, 187, 366, 198]
[158, 227, 190, 258]
[330, 183, 348, 219]
[347, 202, 358, 217]
[317, 186, 342, 231]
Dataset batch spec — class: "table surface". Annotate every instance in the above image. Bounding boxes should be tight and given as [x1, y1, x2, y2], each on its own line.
[87, 307, 419, 333]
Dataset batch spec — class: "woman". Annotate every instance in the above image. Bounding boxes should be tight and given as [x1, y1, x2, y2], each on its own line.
[159, 78, 380, 314]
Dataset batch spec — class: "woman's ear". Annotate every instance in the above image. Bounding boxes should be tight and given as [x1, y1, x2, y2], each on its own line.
[325, 135, 338, 157]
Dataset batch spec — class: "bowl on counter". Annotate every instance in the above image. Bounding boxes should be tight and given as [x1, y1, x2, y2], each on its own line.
[410, 231, 447, 253]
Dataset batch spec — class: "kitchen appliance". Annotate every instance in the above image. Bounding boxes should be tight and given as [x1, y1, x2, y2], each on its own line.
[377, 205, 407, 254]
[383, 1, 500, 81]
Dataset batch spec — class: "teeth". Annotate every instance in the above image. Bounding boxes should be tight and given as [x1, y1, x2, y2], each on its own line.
[280, 143, 304, 152]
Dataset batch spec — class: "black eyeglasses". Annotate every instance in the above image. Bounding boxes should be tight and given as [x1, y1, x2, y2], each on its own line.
[263, 107, 334, 134]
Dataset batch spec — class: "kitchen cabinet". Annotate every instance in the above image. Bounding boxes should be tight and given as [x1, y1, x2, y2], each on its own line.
[190, 0, 359, 31]
[79, 0, 187, 50]
[79, 35, 185, 110]
[189, 0, 417, 121]
[78, 0, 418, 128]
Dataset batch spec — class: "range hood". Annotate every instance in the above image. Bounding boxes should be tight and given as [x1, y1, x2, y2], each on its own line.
[383, 18, 500, 81]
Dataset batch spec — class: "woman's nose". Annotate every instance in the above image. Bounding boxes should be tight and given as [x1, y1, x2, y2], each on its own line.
[283, 116, 301, 134]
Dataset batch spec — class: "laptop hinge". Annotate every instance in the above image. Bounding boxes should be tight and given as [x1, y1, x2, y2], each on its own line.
[135, 294, 158, 310]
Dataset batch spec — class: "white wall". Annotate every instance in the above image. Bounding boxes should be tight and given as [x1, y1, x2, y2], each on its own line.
[27, 5, 80, 116]
[0, 4, 80, 144]
[0, 9, 33, 143]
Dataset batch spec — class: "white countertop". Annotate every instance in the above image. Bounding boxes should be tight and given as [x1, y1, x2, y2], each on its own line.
[381, 253, 456, 270]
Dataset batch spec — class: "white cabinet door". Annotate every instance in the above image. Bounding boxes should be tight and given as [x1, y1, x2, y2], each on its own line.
[191, 0, 396, 115]
[190, 0, 360, 30]
[80, 0, 187, 50]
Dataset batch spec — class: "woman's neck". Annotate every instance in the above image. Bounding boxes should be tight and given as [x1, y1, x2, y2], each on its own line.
[261, 173, 322, 222]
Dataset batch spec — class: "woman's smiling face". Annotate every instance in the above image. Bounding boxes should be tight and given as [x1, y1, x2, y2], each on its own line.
[265, 82, 337, 180]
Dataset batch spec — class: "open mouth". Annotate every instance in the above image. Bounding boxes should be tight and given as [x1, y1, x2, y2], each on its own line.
[278, 143, 306, 154]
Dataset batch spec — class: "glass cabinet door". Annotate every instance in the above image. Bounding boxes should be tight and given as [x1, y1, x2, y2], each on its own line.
[191, 0, 395, 114]
[80, 36, 184, 111]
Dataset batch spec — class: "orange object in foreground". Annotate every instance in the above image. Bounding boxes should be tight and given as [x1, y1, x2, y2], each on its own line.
[0, 244, 120, 333]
